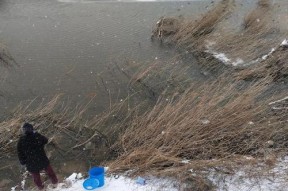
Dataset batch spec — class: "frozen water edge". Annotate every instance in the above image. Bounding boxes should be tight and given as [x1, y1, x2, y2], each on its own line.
[206, 38, 288, 67]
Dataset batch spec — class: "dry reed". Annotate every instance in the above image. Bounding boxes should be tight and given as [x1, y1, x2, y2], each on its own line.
[173, 0, 233, 50]
[237, 43, 288, 81]
[106, 76, 287, 188]
[211, 0, 279, 62]
[166, 0, 286, 71]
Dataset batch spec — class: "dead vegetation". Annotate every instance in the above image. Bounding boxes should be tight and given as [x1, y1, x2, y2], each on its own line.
[211, 0, 279, 62]
[99, 1, 288, 186]
[173, 0, 233, 49]
[155, 0, 287, 74]
[243, 0, 271, 31]
[105, 76, 287, 182]
[237, 42, 288, 81]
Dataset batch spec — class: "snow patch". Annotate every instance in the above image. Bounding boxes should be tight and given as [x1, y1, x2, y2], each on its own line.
[200, 119, 210, 125]
[261, 48, 276, 61]
[181, 159, 190, 164]
[205, 38, 288, 67]
[231, 58, 244, 66]
[281, 39, 288, 47]
[210, 156, 288, 191]
[269, 96, 288, 105]
[66, 173, 81, 182]
[38, 174, 178, 191]
[213, 53, 230, 63]
[271, 106, 288, 110]
[211, 52, 244, 66]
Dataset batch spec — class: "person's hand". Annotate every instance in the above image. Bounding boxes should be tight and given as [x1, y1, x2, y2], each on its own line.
[20, 165, 26, 173]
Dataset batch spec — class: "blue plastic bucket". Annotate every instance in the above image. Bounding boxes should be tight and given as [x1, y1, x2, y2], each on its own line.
[89, 167, 104, 187]
[82, 166, 105, 190]
[83, 178, 100, 190]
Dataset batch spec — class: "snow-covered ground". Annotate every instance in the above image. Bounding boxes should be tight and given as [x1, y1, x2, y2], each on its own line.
[11, 170, 178, 191]
[45, 156, 288, 191]
[210, 156, 288, 191]
[45, 174, 178, 191]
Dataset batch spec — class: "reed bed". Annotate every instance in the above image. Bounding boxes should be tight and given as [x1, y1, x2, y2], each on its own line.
[160, 0, 235, 72]
[173, 0, 233, 50]
[164, 0, 287, 72]
[129, 56, 199, 100]
[106, 76, 287, 188]
[211, 0, 281, 62]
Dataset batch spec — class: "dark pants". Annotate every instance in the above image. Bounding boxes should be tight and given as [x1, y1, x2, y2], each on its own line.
[31, 164, 58, 190]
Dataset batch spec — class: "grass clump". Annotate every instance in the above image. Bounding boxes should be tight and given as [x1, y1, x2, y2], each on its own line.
[210, 0, 279, 65]
[162, 0, 285, 71]
[173, 0, 233, 49]
[237, 43, 288, 82]
[242, 0, 271, 31]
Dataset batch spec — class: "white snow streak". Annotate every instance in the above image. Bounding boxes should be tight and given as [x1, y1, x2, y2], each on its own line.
[269, 96, 288, 105]
[281, 39, 288, 47]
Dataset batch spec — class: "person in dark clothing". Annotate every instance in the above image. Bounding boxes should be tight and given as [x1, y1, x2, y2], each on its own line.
[17, 123, 58, 190]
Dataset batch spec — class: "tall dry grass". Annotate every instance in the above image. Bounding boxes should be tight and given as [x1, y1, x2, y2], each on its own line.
[167, 0, 287, 71]
[160, 0, 235, 72]
[237, 44, 288, 81]
[211, 0, 280, 62]
[173, 0, 233, 50]
[106, 76, 287, 187]
[242, 0, 271, 31]
[129, 55, 199, 101]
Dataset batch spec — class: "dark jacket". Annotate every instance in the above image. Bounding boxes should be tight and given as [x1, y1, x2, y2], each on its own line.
[17, 132, 50, 173]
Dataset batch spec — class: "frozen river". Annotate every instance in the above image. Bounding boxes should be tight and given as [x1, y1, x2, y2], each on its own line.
[0, 0, 214, 118]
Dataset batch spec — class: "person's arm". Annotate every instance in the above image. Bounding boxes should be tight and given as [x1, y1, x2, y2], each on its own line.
[35, 132, 48, 146]
[17, 138, 27, 165]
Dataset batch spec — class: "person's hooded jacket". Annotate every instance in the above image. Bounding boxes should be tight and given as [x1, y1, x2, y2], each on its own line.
[17, 123, 50, 173]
